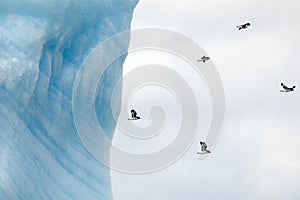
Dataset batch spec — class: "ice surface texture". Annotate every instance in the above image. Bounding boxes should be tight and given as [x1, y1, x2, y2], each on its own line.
[0, 0, 138, 199]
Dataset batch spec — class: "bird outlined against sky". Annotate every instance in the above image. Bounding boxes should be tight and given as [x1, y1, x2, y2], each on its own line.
[128, 109, 141, 120]
[197, 141, 211, 154]
[197, 56, 210, 63]
[237, 22, 251, 30]
[280, 83, 296, 92]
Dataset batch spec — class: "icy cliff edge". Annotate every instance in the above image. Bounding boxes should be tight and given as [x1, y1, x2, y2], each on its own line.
[0, 0, 138, 199]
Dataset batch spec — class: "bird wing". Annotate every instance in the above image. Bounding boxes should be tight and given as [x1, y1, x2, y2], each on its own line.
[200, 142, 204, 151]
[202, 142, 207, 151]
[281, 83, 289, 90]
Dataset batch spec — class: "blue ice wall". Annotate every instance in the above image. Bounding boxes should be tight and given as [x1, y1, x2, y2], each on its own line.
[0, 0, 138, 199]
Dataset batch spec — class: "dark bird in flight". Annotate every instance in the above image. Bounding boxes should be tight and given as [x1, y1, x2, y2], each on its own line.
[237, 22, 251, 30]
[280, 83, 296, 92]
[129, 109, 140, 120]
[197, 56, 210, 63]
[197, 141, 211, 154]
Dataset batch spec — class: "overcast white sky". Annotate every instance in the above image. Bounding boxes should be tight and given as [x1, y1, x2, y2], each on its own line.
[111, 0, 300, 199]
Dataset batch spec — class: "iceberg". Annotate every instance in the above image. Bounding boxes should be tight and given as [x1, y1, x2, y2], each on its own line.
[0, 0, 138, 199]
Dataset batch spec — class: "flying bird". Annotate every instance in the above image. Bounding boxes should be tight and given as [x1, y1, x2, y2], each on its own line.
[128, 109, 140, 120]
[280, 83, 296, 92]
[237, 22, 251, 30]
[197, 141, 211, 154]
[197, 56, 210, 63]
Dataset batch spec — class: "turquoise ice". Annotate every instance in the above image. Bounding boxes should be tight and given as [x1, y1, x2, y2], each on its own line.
[0, 0, 138, 199]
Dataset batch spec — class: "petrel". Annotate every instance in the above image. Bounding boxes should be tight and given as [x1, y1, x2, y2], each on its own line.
[197, 56, 210, 63]
[197, 141, 211, 154]
[237, 22, 251, 30]
[128, 109, 140, 120]
[280, 83, 296, 92]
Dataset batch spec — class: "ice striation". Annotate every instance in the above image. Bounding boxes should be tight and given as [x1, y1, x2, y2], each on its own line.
[0, 0, 138, 199]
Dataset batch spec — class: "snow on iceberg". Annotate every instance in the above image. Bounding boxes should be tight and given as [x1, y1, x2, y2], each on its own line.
[0, 0, 138, 199]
